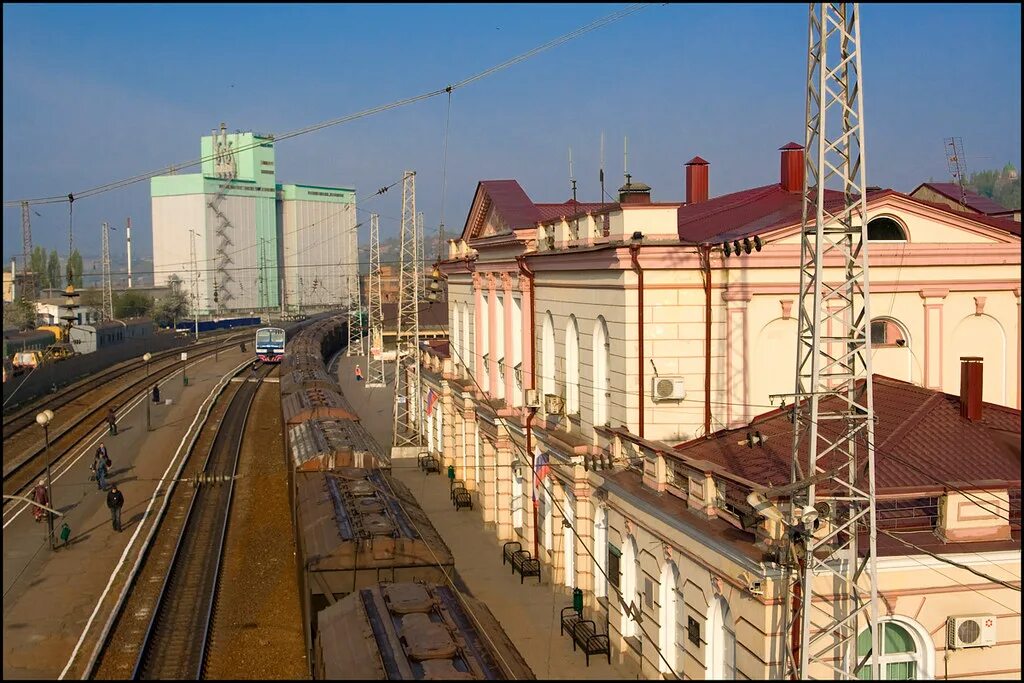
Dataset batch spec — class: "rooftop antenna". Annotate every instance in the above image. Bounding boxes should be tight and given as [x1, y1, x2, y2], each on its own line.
[624, 135, 631, 188]
[568, 146, 577, 202]
[599, 132, 606, 201]
[944, 136, 969, 206]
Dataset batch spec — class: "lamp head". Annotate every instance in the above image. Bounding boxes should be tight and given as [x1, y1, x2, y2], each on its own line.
[143, 352, 152, 362]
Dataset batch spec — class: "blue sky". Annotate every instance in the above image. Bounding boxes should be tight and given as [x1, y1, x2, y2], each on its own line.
[3, 3, 1020, 263]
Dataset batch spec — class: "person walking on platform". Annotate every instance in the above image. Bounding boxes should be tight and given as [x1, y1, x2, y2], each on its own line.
[96, 443, 111, 468]
[355, 364, 364, 382]
[106, 407, 118, 435]
[152, 384, 160, 404]
[93, 455, 109, 491]
[107, 485, 124, 532]
[32, 479, 49, 523]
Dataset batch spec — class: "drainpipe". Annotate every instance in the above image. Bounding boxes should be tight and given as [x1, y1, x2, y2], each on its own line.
[629, 243, 644, 439]
[700, 244, 712, 437]
[517, 255, 539, 559]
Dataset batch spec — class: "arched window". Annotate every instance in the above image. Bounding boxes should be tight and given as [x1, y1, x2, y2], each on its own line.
[868, 217, 907, 241]
[707, 595, 736, 679]
[542, 312, 555, 397]
[659, 561, 682, 675]
[593, 317, 610, 427]
[870, 317, 909, 347]
[621, 534, 639, 638]
[565, 315, 580, 415]
[857, 618, 934, 680]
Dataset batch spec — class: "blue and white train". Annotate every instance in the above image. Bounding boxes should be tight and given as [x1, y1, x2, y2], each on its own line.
[255, 327, 286, 363]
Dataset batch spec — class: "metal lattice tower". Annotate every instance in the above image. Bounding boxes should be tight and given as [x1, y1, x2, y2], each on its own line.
[189, 229, 201, 321]
[787, 4, 878, 679]
[20, 201, 34, 299]
[944, 137, 969, 206]
[101, 222, 114, 321]
[347, 218, 365, 355]
[207, 123, 237, 311]
[393, 171, 422, 447]
[366, 213, 386, 387]
[257, 237, 270, 313]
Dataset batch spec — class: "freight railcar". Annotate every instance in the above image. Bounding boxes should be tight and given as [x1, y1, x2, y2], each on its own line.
[69, 318, 153, 354]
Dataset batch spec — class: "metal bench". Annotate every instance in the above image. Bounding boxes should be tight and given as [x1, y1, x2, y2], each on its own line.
[454, 489, 473, 511]
[502, 541, 522, 567]
[511, 550, 541, 584]
[417, 452, 431, 471]
[422, 455, 440, 474]
[571, 619, 610, 666]
[561, 606, 583, 637]
[450, 478, 464, 501]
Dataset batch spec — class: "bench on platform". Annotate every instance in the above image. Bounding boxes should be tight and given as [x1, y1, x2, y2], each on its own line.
[571, 619, 610, 666]
[422, 455, 440, 474]
[561, 606, 583, 637]
[454, 489, 473, 510]
[450, 479, 465, 501]
[502, 541, 522, 567]
[511, 549, 541, 584]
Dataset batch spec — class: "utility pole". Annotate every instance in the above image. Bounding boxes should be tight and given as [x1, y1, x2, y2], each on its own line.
[366, 213, 386, 388]
[101, 222, 114, 321]
[786, 4, 878, 679]
[126, 216, 133, 288]
[347, 218, 365, 356]
[393, 171, 422, 447]
[21, 201, 34, 298]
[189, 229, 201, 341]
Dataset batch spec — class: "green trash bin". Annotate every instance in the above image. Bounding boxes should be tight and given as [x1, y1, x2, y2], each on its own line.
[573, 587, 583, 615]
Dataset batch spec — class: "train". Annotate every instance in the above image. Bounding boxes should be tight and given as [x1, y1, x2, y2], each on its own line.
[280, 315, 531, 679]
[174, 316, 262, 333]
[255, 327, 286, 363]
[69, 318, 154, 354]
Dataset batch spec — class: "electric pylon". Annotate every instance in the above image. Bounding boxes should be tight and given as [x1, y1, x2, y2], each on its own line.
[786, 4, 878, 679]
[346, 218, 365, 355]
[101, 222, 114, 321]
[393, 171, 422, 447]
[366, 213, 386, 388]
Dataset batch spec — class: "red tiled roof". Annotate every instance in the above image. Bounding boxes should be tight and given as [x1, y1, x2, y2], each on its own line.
[477, 180, 543, 230]
[535, 200, 618, 223]
[677, 184, 1021, 243]
[673, 375, 1021, 493]
[913, 182, 1013, 216]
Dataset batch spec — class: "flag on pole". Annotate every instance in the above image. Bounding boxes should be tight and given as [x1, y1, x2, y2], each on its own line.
[425, 388, 438, 416]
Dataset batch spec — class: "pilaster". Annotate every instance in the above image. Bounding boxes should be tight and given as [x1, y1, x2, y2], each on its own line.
[920, 288, 948, 390]
[495, 427, 513, 542]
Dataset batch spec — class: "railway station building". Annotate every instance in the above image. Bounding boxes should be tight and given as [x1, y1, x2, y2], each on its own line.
[411, 142, 1022, 679]
[151, 124, 357, 317]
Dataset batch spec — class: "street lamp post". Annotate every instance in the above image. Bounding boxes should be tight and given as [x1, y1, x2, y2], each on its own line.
[35, 410, 56, 550]
[143, 352, 152, 431]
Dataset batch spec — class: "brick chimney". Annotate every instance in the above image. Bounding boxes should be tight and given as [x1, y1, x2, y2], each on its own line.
[618, 178, 652, 205]
[779, 142, 805, 193]
[959, 356, 984, 421]
[685, 156, 709, 204]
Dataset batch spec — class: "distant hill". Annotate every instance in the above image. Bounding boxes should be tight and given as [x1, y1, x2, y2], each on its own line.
[964, 163, 1021, 211]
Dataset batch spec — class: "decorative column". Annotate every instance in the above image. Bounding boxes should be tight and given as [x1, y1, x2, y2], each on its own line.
[441, 378, 455, 469]
[920, 288, 948, 390]
[495, 425, 513, 541]
[473, 272, 485, 389]
[480, 437, 497, 526]
[574, 467, 595, 596]
[487, 273, 499, 397]
[722, 287, 751, 427]
[519, 274, 534, 394]
[462, 405, 478, 490]
[502, 272, 516, 404]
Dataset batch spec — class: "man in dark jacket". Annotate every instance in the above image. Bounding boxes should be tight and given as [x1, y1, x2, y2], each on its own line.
[107, 486, 124, 532]
[106, 407, 118, 435]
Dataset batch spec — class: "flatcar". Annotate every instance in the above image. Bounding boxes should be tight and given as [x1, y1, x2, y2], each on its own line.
[255, 326, 286, 363]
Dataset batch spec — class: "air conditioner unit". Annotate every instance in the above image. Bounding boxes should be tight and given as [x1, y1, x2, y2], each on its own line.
[544, 393, 565, 415]
[651, 376, 686, 401]
[525, 389, 541, 408]
[947, 616, 997, 649]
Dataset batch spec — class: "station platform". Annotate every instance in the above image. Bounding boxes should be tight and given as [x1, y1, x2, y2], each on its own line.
[334, 354, 637, 680]
[2, 346, 253, 680]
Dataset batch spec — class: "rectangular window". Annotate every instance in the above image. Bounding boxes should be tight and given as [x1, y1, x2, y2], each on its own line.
[644, 577, 654, 609]
[688, 617, 701, 646]
[608, 545, 621, 590]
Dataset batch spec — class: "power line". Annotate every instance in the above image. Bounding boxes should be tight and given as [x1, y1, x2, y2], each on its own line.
[3, 4, 652, 208]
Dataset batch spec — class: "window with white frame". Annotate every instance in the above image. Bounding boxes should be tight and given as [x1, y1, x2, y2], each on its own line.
[593, 316, 610, 427]
[857, 617, 933, 680]
[480, 293, 490, 392]
[451, 301, 460, 364]
[594, 505, 608, 598]
[621, 534, 639, 638]
[495, 293, 505, 400]
[565, 315, 580, 415]
[511, 295, 523, 404]
[461, 302, 471, 369]
[542, 312, 555, 398]
[707, 595, 736, 679]
[659, 561, 682, 675]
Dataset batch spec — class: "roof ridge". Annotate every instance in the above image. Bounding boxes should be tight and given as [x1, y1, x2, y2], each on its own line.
[677, 184, 781, 228]
[875, 389, 946, 453]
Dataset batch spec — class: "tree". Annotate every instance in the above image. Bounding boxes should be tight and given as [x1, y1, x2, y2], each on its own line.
[153, 289, 190, 329]
[3, 298, 38, 330]
[965, 166, 1021, 211]
[68, 249, 84, 288]
[79, 288, 103, 316]
[46, 250, 61, 290]
[30, 246, 49, 289]
[114, 290, 153, 318]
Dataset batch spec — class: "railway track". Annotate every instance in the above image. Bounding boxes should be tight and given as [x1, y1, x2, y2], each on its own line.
[1, 332, 253, 503]
[130, 365, 271, 680]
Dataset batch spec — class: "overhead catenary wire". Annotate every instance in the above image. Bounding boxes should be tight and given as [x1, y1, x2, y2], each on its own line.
[3, 4, 652, 209]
